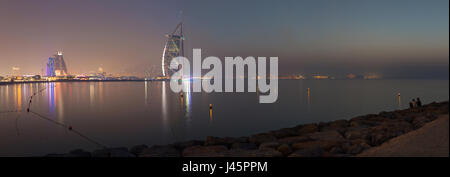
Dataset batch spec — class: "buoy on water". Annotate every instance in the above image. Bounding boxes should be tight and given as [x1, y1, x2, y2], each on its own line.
[209, 104, 213, 120]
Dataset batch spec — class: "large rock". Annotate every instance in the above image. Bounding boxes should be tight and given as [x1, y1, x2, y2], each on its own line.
[436, 102, 449, 114]
[308, 130, 345, 142]
[93, 147, 134, 157]
[278, 136, 311, 145]
[277, 144, 293, 156]
[344, 127, 370, 140]
[368, 120, 413, 146]
[411, 116, 429, 129]
[259, 142, 280, 150]
[205, 136, 247, 147]
[47, 150, 90, 157]
[67, 149, 91, 157]
[379, 111, 398, 119]
[139, 145, 180, 157]
[297, 124, 318, 135]
[288, 148, 323, 157]
[223, 148, 283, 157]
[425, 112, 439, 121]
[328, 146, 345, 155]
[130, 144, 148, 156]
[349, 118, 382, 128]
[182, 145, 228, 157]
[249, 133, 277, 145]
[45, 154, 67, 157]
[341, 141, 371, 155]
[231, 143, 258, 150]
[109, 147, 134, 157]
[292, 140, 340, 151]
[172, 140, 204, 151]
[269, 128, 299, 139]
[319, 120, 348, 133]
[92, 149, 110, 157]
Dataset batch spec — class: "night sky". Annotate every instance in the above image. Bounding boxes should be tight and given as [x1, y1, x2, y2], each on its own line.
[0, 0, 448, 78]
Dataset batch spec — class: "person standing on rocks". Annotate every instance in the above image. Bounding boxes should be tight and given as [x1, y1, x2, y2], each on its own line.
[417, 98, 422, 107]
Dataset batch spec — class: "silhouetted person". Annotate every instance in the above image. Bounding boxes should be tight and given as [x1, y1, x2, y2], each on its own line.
[412, 99, 417, 108]
[416, 97, 422, 107]
[409, 101, 414, 108]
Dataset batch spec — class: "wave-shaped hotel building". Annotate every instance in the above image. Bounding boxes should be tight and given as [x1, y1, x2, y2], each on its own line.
[161, 22, 184, 77]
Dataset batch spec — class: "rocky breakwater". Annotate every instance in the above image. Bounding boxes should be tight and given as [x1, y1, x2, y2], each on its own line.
[47, 101, 449, 157]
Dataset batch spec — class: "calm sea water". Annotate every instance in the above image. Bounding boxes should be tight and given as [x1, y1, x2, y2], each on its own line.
[0, 80, 448, 156]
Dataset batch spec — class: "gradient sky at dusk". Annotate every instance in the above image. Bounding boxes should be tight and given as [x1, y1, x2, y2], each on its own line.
[0, 0, 448, 78]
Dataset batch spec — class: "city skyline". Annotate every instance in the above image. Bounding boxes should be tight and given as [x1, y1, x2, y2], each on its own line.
[0, 0, 449, 161]
[0, 0, 448, 79]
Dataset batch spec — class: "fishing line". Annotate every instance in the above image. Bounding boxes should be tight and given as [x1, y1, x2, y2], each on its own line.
[22, 83, 109, 149]
[29, 110, 108, 149]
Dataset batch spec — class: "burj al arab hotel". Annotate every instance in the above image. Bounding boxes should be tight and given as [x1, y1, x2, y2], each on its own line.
[161, 22, 184, 77]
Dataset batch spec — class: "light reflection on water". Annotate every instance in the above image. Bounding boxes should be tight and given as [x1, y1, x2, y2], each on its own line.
[161, 81, 169, 139]
[307, 87, 311, 111]
[183, 80, 192, 123]
[16, 84, 22, 110]
[47, 83, 55, 117]
[89, 82, 95, 107]
[0, 80, 448, 156]
[145, 81, 148, 105]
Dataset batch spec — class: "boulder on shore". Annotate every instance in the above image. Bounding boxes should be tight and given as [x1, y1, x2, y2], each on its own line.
[249, 133, 277, 145]
[288, 148, 323, 157]
[92, 147, 134, 157]
[231, 143, 258, 150]
[139, 145, 180, 157]
[277, 144, 293, 156]
[48, 101, 449, 157]
[292, 140, 341, 151]
[205, 136, 247, 147]
[223, 148, 283, 157]
[259, 141, 280, 150]
[171, 140, 204, 151]
[277, 135, 311, 145]
[182, 145, 228, 157]
[130, 144, 148, 156]
[297, 124, 319, 135]
[269, 128, 299, 139]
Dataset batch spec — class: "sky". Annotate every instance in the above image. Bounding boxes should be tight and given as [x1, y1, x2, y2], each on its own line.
[0, 0, 448, 79]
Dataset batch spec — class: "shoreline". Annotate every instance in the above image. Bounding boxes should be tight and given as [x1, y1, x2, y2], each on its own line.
[0, 80, 150, 85]
[3, 78, 447, 86]
[46, 101, 449, 157]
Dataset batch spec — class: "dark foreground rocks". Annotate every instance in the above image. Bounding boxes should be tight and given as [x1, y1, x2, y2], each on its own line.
[357, 114, 449, 157]
[48, 101, 448, 157]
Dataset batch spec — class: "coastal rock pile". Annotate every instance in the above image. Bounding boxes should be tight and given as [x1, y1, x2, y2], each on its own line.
[47, 101, 448, 157]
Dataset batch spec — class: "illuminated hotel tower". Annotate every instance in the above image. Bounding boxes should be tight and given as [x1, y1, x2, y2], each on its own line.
[47, 51, 68, 77]
[162, 22, 184, 77]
